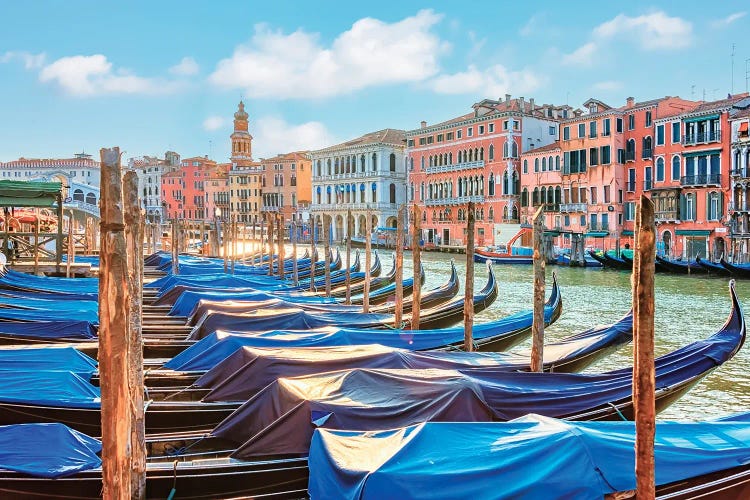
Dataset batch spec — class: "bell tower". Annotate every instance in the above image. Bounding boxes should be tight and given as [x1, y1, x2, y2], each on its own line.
[230, 101, 253, 166]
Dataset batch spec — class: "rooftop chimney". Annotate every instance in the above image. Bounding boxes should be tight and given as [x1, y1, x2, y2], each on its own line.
[626, 97, 635, 108]
[519, 97, 525, 111]
[505, 94, 511, 102]
[529, 98, 535, 111]
[420, 121, 427, 129]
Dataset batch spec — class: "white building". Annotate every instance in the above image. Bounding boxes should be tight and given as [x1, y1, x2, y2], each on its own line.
[127, 151, 180, 223]
[310, 129, 407, 241]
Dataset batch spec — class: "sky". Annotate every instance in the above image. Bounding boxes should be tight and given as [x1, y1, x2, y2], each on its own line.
[1, 1, 749, 163]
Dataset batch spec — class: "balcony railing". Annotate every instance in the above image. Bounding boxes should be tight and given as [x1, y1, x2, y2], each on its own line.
[642, 149, 653, 159]
[311, 202, 399, 212]
[424, 195, 485, 206]
[728, 202, 750, 213]
[644, 180, 653, 191]
[655, 210, 680, 221]
[731, 169, 750, 179]
[588, 222, 610, 231]
[625, 150, 636, 162]
[425, 160, 485, 174]
[543, 203, 560, 212]
[312, 170, 406, 182]
[626, 181, 636, 192]
[560, 202, 587, 213]
[680, 174, 722, 186]
[683, 131, 721, 145]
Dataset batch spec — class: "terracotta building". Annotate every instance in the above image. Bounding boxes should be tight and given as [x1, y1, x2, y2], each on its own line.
[407, 96, 570, 247]
[729, 104, 750, 260]
[260, 151, 312, 224]
[161, 156, 217, 220]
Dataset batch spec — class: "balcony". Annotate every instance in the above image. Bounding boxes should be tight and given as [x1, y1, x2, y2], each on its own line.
[310, 202, 399, 212]
[680, 174, 722, 187]
[425, 160, 485, 174]
[683, 131, 721, 145]
[655, 210, 680, 222]
[626, 181, 636, 192]
[625, 151, 636, 162]
[728, 202, 750, 213]
[643, 180, 653, 191]
[560, 202, 587, 213]
[642, 149, 653, 159]
[261, 206, 280, 212]
[312, 170, 406, 182]
[543, 203, 560, 212]
[731, 169, 750, 179]
[424, 195, 485, 206]
[588, 222, 610, 232]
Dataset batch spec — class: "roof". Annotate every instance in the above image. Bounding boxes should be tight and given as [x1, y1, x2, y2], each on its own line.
[315, 129, 406, 153]
[525, 141, 561, 155]
[0, 180, 62, 207]
[691, 94, 750, 114]
[261, 151, 310, 163]
[731, 107, 750, 120]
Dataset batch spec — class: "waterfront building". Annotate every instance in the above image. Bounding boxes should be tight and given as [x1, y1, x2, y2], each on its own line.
[205, 163, 230, 222]
[727, 101, 750, 260]
[260, 151, 312, 225]
[228, 101, 262, 224]
[407, 95, 570, 247]
[310, 129, 407, 241]
[519, 141, 562, 244]
[127, 151, 180, 223]
[0, 153, 101, 220]
[161, 156, 217, 220]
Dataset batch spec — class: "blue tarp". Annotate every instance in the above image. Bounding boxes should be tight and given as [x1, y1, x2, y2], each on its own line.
[0, 347, 97, 377]
[0, 320, 97, 340]
[0, 306, 98, 324]
[0, 423, 101, 478]
[0, 371, 100, 408]
[308, 415, 750, 500]
[0, 269, 98, 294]
[170, 289, 336, 317]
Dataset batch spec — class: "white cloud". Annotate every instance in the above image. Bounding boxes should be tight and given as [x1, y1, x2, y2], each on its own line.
[209, 9, 445, 99]
[202, 116, 226, 131]
[429, 64, 542, 96]
[519, 14, 543, 37]
[592, 80, 624, 91]
[561, 42, 598, 66]
[711, 11, 746, 28]
[0, 51, 46, 69]
[169, 56, 199, 76]
[39, 54, 182, 97]
[253, 117, 336, 158]
[593, 11, 692, 50]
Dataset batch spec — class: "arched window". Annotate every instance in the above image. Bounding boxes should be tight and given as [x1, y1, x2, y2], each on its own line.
[642, 136, 653, 158]
[534, 158, 539, 172]
[85, 193, 96, 205]
[626, 139, 636, 159]
[334, 158, 339, 175]
[316, 160, 322, 176]
[656, 157, 665, 182]
[468, 149, 474, 162]
[372, 153, 377, 171]
[488, 144, 494, 161]
[327, 159, 332, 175]
[512, 142, 518, 158]
[409, 157, 414, 171]
[389, 183, 396, 204]
[73, 189, 84, 202]
[360, 154, 366, 172]
[488, 207, 494, 221]
[523, 159, 528, 174]
[672, 156, 681, 181]
[532, 187, 539, 206]
[449, 152, 453, 164]
[503, 142, 509, 158]
[480, 148, 484, 161]
[521, 188, 529, 207]
[388, 153, 396, 172]
[420, 156, 425, 170]
[488, 174, 495, 196]
[542, 157, 547, 171]
[555, 156, 560, 170]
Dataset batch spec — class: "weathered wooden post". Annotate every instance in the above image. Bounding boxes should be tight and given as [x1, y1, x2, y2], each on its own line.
[278, 214, 285, 280]
[464, 202, 475, 352]
[267, 214, 275, 277]
[324, 214, 331, 296]
[363, 210, 372, 313]
[98, 147, 132, 499]
[231, 217, 237, 275]
[200, 219, 206, 256]
[66, 212, 74, 277]
[55, 192, 63, 273]
[222, 216, 229, 273]
[310, 216, 317, 293]
[530, 206, 546, 372]
[633, 195, 656, 499]
[292, 220, 299, 286]
[123, 171, 145, 499]
[344, 210, 352, 304]
[259, 218, 265, 267]
[394, 205, 405, 327]
[171, 220, 178, 275]
[412, 205, 422, 330]
[34, 214, 40, 275]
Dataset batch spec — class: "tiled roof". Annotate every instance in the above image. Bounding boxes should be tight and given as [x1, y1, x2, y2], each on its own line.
[731, 107, 750, 120]
[316, 129, 406, 152]
[690, 93, 750, 114]
[525, 141, 561, 154]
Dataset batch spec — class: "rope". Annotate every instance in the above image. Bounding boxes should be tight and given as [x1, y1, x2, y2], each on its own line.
[607, 402, 629, 421]
[166, 460, 178, 500]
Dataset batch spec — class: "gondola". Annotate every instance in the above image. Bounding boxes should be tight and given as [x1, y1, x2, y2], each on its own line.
[720, 258, 750, 279]
[370, 260, 459, 314]
[587, 250, 609, 267]
[329, 253, 395, 298]
[655, 255, 707, 275]
[696, 256, 732, 276]
[602, 251, 631, 270]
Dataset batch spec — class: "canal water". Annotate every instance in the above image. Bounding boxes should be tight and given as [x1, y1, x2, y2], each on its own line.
[381, 249, 750, 421]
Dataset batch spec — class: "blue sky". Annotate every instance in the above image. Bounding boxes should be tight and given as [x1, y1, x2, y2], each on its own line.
[1, 1, 748, 163]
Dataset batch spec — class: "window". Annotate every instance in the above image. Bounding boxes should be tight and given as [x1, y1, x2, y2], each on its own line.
[645, 111, 652, 127]
[467, 127, 473, 137]
[563, 126, 570, 140]
[672, 122, 680, 143]
[419, 137, 426, 145]
[590, 147, 599, 166]
[628, 115, 635, 130]
[616, 118, 623, 133]
[656, 125, 665, 145]
[618, 189, 623, 203]
[578, 123, 585, 138]
[707, 191, 722, 221]
[503, 120, 509, 130]
[549, 125, 556, 135]
[513, 120, 520, 131]
[656, 157, 665, 182]
[534, 158, 539, 172]
[426, 136, 434, 144]
[555, 156, 560, 170]
[682, 193, 695, 221]
[672, 156, 681, 181]
[625, 202, 635, 221]
[603, 118, 611, 136]
[523, 159, 528, 174]
[446, 132, 454, 140]
[617, 148, 625, 164]
[603, 185, 611, 203]
[542, 157, 547, 171]
[590, 187, 597, 204]
[601, 145, 611, 164]
[478, 125, 485, 135]
[488, 123, 494, 133]
[437, 134, 444, 142]
[407, 139, 415, 147]
[589, 121, 597, 138]
[457, 130, 462, 139]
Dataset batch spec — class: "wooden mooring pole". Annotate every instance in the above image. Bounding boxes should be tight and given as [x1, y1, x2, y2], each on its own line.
[633, 195, 656, 499]
[98, 147, 131, 499]
[66, 211, 74, 278]
[267, 214, 275, 277]
[363, 210, 372, 313]
[310, 216, 317, 293]
[33, 214, 40, 275]
[324, 214, 331, 296]
[123, 171, 145, 499]
[412, 205, 422, 330]
[292, 220, 299, 286]
[463, 202, 475, 351]
[171, 220, 178, 275]
[394, 205, 405, 327]
[530, 206, 546, 372]
[344, 210, 352, 304]
[278, 214, 285, 281]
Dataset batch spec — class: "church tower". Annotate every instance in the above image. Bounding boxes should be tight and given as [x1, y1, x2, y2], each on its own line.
[230, 101, 253, 166]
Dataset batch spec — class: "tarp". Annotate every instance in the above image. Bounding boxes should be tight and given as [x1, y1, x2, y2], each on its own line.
[0, 423, 101, 478]
[187, 298, 358, 325]
[0, 347, 97, 377]
[213, 298, 741, 458]
[308, 416, 750, 500]
[0, 371, 100, 408]
[170, 288, 335, 317]
[0, 305, 98, 324]
[0, 180, 61, 208]
[0, 319, 97, 340]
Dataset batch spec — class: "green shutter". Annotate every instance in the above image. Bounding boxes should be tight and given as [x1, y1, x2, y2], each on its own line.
[705, 192, 710, 221]
[679, 194, 687, 221]
[719, 191, 724, 218]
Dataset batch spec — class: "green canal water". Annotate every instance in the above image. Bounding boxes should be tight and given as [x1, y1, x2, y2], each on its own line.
[390, 250, 750, 421]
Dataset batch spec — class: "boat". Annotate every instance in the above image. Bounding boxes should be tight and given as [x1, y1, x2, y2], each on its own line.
[587, 250, 609, 267]
[329, 253, 395, 298]
[370, 260, 459, 314]
[556, 252, 603, 268]
[696, 256, 732, 276]
[720, 258, 750, 279]
[306, 415, 750, 500]
[655, 255, 707, 275]
[473, 228, 534, 264]
[602, 251, 632, 270]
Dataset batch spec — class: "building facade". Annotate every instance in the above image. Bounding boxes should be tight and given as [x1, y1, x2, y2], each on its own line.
[727, 103, 750, 260]
[407, 96, 569, 247]
[260, 151, 312, 224]
[127, 151, 180, 223]
[310, 129, 407, 241]
[161, 156, 218, 220]
[228, 101, 262, 224]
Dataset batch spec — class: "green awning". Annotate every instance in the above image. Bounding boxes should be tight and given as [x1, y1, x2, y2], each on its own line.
[683, 114, 720, 123]
[585, 231, 610, 238]
[621, 230, 634, 236]
[675, 230, 711, 236]
[544, 230, 560, 236]
[682, 149, 721, 158]
[0, 180, 62, 207]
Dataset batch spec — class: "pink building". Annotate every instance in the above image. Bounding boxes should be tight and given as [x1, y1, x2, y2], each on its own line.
[407, 96, 570, 247]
